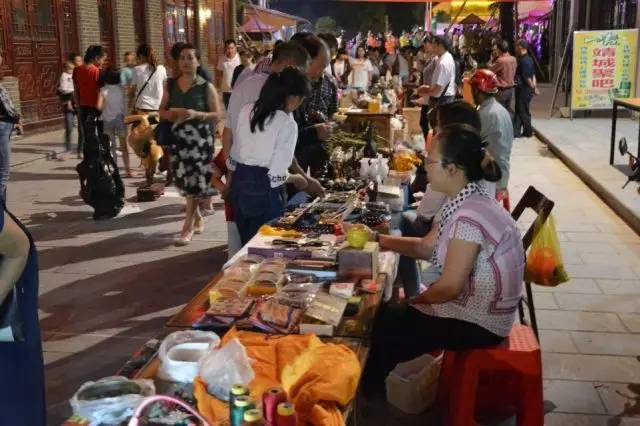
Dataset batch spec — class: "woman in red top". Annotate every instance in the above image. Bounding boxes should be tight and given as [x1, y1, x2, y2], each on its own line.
[73, 45, 106, 159]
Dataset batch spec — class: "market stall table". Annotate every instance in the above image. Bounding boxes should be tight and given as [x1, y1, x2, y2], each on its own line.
[609, 97, 640, 164]
[166, 270, 391, 340]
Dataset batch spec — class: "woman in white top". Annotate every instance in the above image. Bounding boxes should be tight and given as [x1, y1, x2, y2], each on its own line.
[230, 68, 312, 244]
[131, 44, 167, 112]
[349, 46, 373, 90]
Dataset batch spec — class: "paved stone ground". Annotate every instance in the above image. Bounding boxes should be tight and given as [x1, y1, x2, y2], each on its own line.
[531, 83, 640, 234]
[5, 129, 640, 424]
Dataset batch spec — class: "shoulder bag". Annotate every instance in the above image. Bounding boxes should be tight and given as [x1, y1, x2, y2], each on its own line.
[155, 78, 176, 147]
[133, 66, 158, 111]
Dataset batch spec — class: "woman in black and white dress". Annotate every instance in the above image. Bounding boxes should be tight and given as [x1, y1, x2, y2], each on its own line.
[159, 43, 222, 245]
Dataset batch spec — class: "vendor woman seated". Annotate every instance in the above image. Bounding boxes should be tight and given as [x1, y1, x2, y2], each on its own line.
[362, 123, 525, 394]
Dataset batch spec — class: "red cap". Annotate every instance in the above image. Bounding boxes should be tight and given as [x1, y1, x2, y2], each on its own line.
[470, 69, 499, 94]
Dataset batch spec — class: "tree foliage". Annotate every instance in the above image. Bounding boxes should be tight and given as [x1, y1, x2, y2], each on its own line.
[357, 4, 387, 33]
[315, 16, 339, 34]
[434, 10, 451, 23]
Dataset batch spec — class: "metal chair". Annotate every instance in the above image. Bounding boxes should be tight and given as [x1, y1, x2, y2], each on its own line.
[511, 186, 555, 340]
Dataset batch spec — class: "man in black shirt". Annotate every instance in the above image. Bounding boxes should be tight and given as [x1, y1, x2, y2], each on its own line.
[291, 33, 336, 177]
[513, 39, 536, 138]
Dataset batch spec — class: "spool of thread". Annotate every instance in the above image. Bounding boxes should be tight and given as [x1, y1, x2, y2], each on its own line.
[243, 408, 265, 425]
[262, 387, 287, 424]
[276, 402, 297, 426]
[231, 395, 254, 426]
[230, 384, 250, 407]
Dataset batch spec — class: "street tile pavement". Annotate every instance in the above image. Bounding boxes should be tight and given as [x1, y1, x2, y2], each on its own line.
[509, 136, 640, 423]
[6, 140, 229, 424]
[4, 130, 640, 424]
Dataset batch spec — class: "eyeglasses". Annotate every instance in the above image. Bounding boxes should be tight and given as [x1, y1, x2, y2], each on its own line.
[424, 157, 445, 167]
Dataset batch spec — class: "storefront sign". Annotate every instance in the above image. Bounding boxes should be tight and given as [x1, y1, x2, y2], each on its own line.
[571, 29, 638, 110]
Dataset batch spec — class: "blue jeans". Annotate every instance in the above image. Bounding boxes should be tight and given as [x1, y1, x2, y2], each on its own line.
[231, 163, 286, 245]
[398, 210, 432, 297]
[0, 121, 14, 202]
[63, 111, 74, 151]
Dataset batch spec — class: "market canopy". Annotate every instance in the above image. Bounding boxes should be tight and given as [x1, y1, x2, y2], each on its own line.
[244, 4, 310, 29]
[241, 14, 278, 33]
[340, 0, 549, 2]
[459, 13, 486, 25]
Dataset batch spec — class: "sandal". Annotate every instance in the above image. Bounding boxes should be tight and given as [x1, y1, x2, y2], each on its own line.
[175, 230, 193, 246]
[200, 208, 215, 217]
[194, 218, 204, 234]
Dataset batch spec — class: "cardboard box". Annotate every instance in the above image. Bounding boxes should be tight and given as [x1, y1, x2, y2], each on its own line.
[403, 107, 422, 136]
[338, 242, 380, 280]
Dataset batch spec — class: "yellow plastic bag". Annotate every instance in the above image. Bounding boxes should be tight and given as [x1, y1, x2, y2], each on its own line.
[524, 215, 569, 287]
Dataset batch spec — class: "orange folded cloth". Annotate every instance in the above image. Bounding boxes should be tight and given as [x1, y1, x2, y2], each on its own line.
[193, 328, 361, 425]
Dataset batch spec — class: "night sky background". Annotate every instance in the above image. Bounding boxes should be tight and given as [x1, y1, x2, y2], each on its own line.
[269, 0, 427, 36]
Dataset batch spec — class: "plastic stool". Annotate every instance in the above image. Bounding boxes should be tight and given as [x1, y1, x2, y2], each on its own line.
[437, 325, 543, 426]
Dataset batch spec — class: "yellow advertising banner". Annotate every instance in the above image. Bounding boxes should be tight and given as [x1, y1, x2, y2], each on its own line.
[571, 29, 638, 110]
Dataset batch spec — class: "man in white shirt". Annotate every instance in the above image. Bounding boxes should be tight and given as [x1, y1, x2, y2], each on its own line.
[416, 35, 456, 107]
[217, 39, 240, 109]
[132, 62, 167, 111]
[222, 41, 323, 197]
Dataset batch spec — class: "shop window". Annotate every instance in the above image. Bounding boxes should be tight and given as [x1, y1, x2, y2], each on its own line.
[60, 0, 78, 56]
[11, 0, 28, 37]
[165, 0, 195, 48]
[206, 0, 227, 68]
[34, 0, 55, 38]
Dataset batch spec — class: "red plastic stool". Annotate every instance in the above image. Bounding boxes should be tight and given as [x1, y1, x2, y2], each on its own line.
[437, 325, 543, 426]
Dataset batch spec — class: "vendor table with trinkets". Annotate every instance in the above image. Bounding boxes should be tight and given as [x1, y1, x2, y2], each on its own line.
[64, 191, 401, 426]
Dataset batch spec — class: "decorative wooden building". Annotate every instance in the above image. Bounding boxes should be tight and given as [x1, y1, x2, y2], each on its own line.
[0, 0, 232, 129]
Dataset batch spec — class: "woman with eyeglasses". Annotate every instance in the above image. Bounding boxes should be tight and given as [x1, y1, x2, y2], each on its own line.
[361, 123, 525, 396]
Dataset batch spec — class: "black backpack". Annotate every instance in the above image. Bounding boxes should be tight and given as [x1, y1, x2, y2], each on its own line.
[76, 132, 125, 220]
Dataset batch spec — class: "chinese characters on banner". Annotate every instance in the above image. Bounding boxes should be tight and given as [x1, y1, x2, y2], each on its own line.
[571, 29, 638, 110]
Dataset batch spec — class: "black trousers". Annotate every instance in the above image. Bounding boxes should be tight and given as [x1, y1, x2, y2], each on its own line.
[513, 86, 533, 137]
[78, 106, 103, 160]
[419, 104, 430, 137]
[362, 303, 503, 396]
[496, 87, 514, 112]
[223, 92, 231, 110]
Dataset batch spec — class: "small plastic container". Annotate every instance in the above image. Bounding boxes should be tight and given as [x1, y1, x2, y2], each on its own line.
[224, 267, 253, 282]
[257, 258, 287, 274]
[246, 272, 282, 296]
[216, 278, 248, 299]
[235, 254, 265, 267]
